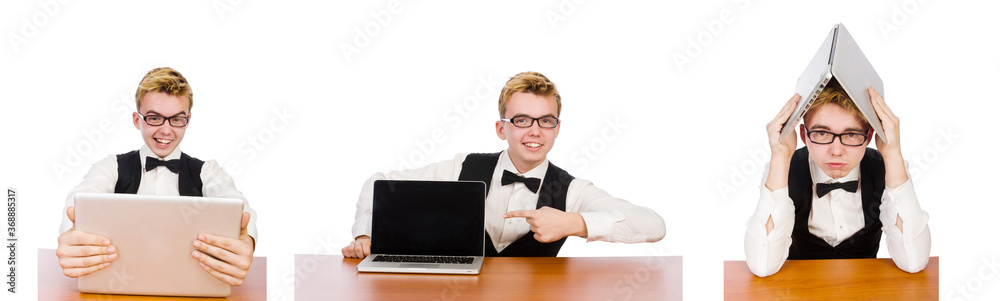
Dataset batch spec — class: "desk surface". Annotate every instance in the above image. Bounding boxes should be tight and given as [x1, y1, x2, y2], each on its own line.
[295, 254, 682, 300]
[724, 257, 938, 300]
[38, 248, 267, 301]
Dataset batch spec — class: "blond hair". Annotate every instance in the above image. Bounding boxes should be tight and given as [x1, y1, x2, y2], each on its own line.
[135, 67, 193, 111]
[806, 79, 869, 129]
[497, 71, 561, 118]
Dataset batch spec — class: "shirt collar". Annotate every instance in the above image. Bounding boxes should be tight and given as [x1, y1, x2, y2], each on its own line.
[139, 144, 182, 170]
[499, 150, 548, 180]
[808, 156, 860, 184]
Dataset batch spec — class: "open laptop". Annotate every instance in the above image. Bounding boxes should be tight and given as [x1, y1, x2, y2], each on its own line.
[73, 192, 243, 297]
[779, 23, 886, 144]
[356, 180, 486, 275]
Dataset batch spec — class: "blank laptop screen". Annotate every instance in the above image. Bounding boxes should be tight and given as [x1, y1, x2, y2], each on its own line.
[371, 180, 486, 257]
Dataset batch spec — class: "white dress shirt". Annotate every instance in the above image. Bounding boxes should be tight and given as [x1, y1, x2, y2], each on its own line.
[807, 159, 865, 247]
[59, 145, 258, 242]
[744, 157, 931, 277]
[351, 150, 665, 252]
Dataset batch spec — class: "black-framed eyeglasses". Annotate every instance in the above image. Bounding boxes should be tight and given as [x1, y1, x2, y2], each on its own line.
[138, 112, 189, 127]
[806, 130, 868, 146]
[501, 116, 560, 128]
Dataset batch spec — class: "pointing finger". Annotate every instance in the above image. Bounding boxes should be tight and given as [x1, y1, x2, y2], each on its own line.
[504, 210, 535, 219]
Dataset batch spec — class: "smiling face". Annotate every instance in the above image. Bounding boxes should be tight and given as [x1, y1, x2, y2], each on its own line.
[800, 103, 871, 179]
[133, 92, 190, 158]
[495, 92, 561, 173]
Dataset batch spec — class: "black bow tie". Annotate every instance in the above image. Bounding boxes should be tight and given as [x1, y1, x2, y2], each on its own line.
[501, 170, 540, 193]
[816, 181, 859, 198]
[145, 156, 180, 173]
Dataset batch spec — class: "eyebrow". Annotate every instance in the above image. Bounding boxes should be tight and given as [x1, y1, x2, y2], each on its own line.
[144, 110, 188, 117]
[511, 114, 557, 119]
[808, 124, 865, 133]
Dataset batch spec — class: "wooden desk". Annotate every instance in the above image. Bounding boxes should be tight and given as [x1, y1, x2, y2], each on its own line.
[295, 254, 682, 300]
[724, 257, 938, 300]
[37, 248, 267, 301]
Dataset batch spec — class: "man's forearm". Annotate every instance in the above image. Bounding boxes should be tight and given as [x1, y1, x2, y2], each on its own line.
[764, 156, 791, 193]
[882, 152, 908, 189]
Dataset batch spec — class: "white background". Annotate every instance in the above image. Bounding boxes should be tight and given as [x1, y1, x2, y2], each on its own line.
[2, 1, 997, 300]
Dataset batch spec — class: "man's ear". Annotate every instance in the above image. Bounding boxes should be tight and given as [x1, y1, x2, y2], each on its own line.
[799, 123, 808, 146]
[495, 120, 506, 140]
[133, 112, 142, 130]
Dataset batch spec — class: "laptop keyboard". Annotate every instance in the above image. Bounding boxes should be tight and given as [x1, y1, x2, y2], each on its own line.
[372, 255, 475, 264]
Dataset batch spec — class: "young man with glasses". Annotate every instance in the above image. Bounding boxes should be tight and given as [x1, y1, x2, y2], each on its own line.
[56, 67, 258, 286]
[744, 80, 931, 277]
[342, 71, 665, 258]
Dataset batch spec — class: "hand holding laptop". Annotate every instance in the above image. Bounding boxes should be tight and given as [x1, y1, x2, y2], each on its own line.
[764, 94, 802, 193]
[504, 206, 589, 243]
[769, 94, 802, 161]
[342, 235, 372, 258]
[59, 205, 255, 287]
[191, 212, 255, 286]
[867, 86, 908, 189]
[56, 206, 117, 277]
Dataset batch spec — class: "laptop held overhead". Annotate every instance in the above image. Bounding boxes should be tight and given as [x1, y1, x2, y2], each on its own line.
[779, 23, 886, 144]
[74, 192, 243, 297]
[357, 180, 486, 275]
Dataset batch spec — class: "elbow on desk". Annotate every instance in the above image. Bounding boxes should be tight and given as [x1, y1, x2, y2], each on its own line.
[747, 263, 780, 278]
[898, 264, 927, 274]
[893, 256, 930, 274]
[889, 232, 932, 274]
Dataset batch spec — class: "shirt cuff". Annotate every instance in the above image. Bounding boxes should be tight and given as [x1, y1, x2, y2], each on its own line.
[754, 186, 792, 225]
[883, 178, 922, 219]
[769, 187, 795, 224]
[579, 211, 625, 242]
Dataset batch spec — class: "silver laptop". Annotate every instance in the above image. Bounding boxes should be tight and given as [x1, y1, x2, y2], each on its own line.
[74, 192, 243, 297]
[780, 23, 886, 143]
[357, 180, 486, 275]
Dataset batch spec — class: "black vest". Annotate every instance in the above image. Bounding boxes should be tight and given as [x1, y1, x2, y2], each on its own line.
[787, 147, 885, 259]
[458, 152, 575, 257]
[113, 150, 205, 196]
